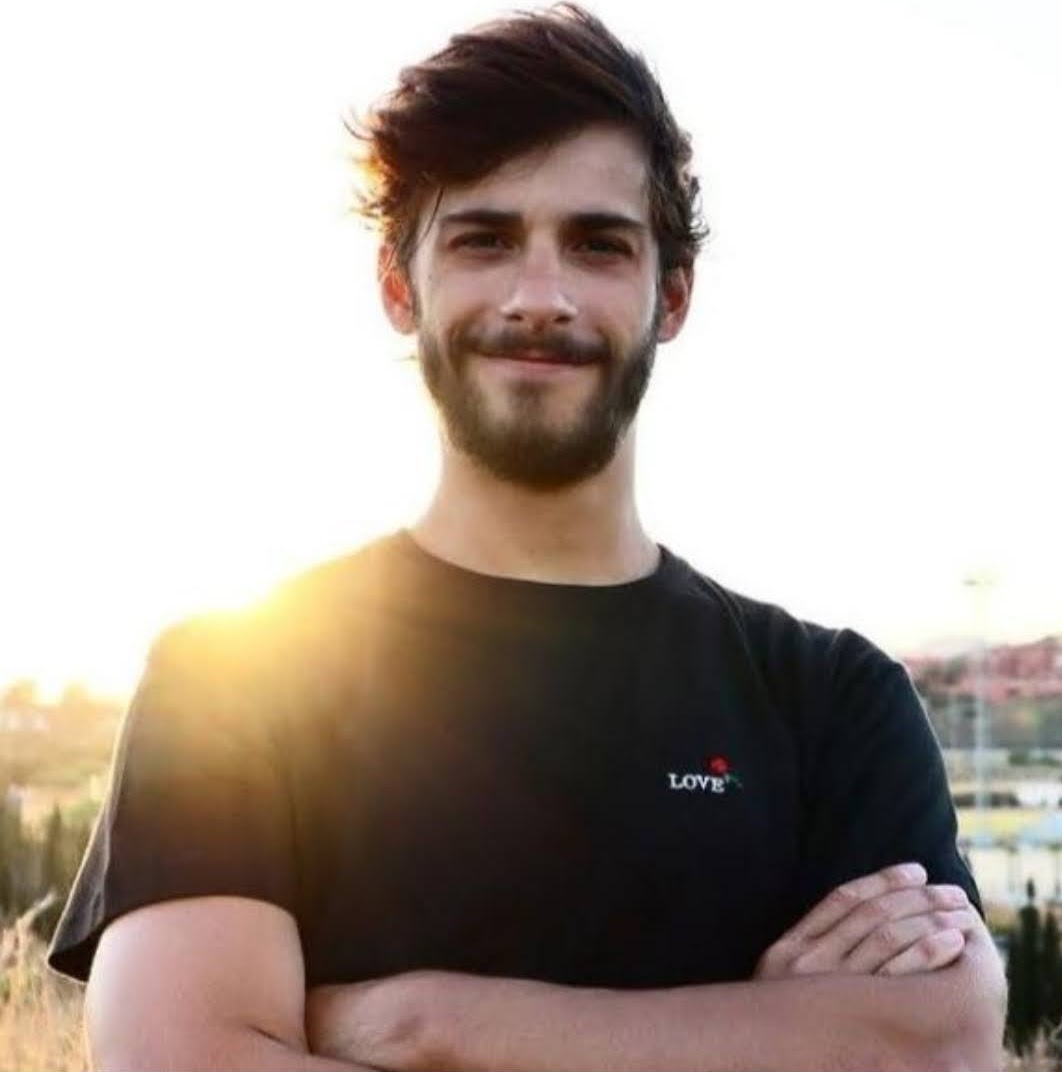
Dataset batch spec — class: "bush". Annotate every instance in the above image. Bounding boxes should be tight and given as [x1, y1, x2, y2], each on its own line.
[0, 788, 94, 939]
[1007, 880, 1062, 1056]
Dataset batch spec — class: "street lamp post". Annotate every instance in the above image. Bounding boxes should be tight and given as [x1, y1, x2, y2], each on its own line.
[964, 572, 996, 838]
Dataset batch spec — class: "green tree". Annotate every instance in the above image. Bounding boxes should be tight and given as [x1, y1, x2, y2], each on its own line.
[1008, 880, 1044, 1054]
[1022, 881, 1044, 1035]
[41, 805, 63, 889]
[0, 792, 13, 914]
[37, 803, 66, 934]
[0, 787, 34, 920]
[1042, 911, 1062, 1029]
[1007, 921, 1029, 1053]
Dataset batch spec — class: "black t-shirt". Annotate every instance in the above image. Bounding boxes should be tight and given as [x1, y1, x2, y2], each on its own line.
[48, 532, 980, 987]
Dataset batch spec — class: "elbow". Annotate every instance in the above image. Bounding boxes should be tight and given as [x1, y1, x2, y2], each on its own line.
[933, 1006, 1007, 1072]
[898, 1028, 1006, 1072]
[889, 938, 1008, 1072]
[901, 1032, 1005, 1072]
[879, 1026, 1004, 1072]
[944, 938, 1007, 1072]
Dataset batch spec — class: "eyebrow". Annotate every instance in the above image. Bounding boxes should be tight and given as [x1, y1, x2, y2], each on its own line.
[437, 209, 648, 233]
[568, 212, 648, 234]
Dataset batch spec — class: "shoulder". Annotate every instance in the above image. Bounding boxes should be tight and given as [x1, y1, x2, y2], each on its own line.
[136, 535, 398, 730]
[661, 547, 859, 677]
[660, 548, 830, 650]
[661, 548, 912, 721]
[158, 533, 394, 654]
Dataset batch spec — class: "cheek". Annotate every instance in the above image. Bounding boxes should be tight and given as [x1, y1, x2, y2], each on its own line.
[584, 279, 658, 338]
[420, 274, 501, 332]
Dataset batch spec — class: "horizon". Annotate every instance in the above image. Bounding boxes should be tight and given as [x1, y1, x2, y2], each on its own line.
[1, 589, 1058, 706]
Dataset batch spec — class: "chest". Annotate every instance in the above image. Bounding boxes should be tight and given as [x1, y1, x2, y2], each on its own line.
[293, 607, 807, 986]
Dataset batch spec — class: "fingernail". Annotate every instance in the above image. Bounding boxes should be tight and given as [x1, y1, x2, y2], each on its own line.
[901, 863, 927, 882]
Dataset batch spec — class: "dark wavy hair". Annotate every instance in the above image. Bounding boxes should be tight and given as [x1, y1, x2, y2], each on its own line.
[349, 3, 708, 276]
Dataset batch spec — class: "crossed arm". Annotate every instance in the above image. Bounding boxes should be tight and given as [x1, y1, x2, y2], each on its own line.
[85, 864, 1006, 1071]
[303, 864, 1006, 1072]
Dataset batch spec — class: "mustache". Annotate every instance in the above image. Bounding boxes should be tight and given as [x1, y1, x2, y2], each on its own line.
[453, 325, 611, 366]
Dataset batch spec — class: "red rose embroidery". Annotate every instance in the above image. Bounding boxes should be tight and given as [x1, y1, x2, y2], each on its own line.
[705, 755, 730, 775]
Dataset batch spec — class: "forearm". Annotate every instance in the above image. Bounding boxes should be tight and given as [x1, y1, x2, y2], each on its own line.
[315, 932, 1004, 1072]
[426, 965, 1001, 1072]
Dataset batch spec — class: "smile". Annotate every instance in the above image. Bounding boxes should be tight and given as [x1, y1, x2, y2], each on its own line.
[481, 353, 593, 376]
[482, 349, 596, 367]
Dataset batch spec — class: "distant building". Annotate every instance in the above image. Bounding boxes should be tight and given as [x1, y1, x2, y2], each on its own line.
[904, 635, 1062, 705]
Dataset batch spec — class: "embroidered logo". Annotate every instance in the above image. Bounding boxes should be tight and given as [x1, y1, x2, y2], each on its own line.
[666, 754, 743, 794]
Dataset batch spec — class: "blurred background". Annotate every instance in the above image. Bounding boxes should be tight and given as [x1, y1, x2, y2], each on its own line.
[0, 0, 1059, 1065]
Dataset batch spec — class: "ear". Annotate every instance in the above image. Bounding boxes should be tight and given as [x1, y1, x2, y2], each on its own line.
[378, 244, 417, 335]
[656, 265, 694, 343]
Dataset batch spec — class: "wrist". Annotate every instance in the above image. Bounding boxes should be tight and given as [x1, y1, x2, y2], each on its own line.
[305, 971, 443, 1068]
[395, 970, 464, 1071]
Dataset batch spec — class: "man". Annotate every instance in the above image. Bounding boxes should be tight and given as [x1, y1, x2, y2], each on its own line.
[49, 5, 1005, 1069]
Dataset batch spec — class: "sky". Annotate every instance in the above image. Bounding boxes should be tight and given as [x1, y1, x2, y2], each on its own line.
[1, 0, 1060, 699]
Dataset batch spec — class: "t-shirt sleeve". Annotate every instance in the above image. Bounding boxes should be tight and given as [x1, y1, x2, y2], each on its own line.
[790, 628, 982, 922]
[46, 614, 299, 982]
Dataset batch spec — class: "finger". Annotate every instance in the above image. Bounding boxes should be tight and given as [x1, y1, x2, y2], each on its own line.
[793, 883, 971, 970]
[791, 863, 928, 942]
[845, 908, 980, 974]
[877, 928, 966, 976]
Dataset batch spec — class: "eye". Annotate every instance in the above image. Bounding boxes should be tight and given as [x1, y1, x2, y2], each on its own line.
[450, 231, 511, 252]
[574, 235, 633, 258]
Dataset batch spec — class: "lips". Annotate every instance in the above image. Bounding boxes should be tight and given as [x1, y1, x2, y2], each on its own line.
[457, 326, 608, 366]
[488, 348, 596, 367]
[502, 350, 576, 364]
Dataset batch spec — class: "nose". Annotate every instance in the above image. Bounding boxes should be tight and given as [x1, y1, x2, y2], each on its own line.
[499, 244, 577, 328]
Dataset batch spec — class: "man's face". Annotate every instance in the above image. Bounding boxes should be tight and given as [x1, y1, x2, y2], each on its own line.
[383, 126, 690, 490]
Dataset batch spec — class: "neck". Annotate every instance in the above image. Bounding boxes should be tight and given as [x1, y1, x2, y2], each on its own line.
[410, 429, 657, 585]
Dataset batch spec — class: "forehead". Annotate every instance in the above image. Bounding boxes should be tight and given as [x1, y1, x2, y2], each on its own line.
[432, 125, 651, 225]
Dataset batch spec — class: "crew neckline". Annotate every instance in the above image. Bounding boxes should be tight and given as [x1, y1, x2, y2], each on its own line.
[388, 528, 680, 603]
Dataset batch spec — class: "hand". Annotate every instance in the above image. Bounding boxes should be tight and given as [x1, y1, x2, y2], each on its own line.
[755, 862, 979, 980]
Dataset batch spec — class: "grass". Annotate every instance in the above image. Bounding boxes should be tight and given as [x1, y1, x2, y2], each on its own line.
[0, 896, 88, 1072]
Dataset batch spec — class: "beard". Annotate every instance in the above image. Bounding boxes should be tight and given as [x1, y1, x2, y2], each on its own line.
[417, 303, 661, 491]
